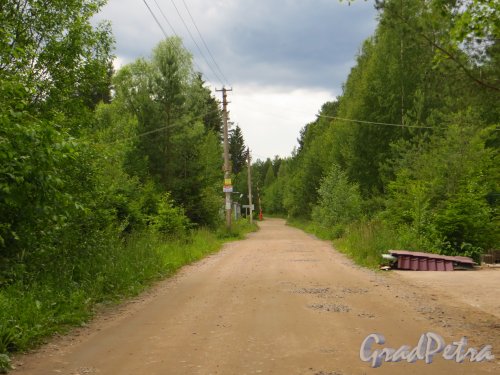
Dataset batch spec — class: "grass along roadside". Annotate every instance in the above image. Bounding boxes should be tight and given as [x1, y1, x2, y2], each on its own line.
[287, 218, 400, 268]
[286, 218, 337, 242]
[0, 220, 257, 372]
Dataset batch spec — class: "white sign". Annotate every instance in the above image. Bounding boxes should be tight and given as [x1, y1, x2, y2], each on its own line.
[242, 204, 255, 210]
[223, 185, 233, 193]
[360, 332, 494, 368]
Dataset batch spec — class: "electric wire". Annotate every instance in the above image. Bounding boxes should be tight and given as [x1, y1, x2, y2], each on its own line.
[107, 108, 222, 145]
[150, 0, 204, 75]
[316, 114, 500, 131]
[180, 0, 230, 86]
[168, 0, 225, 86]
[109, 123, 182, 145]
[141, 0, 204, 80]
[151, 0, 178, 37]
[141, 0, 170, 39]
[317, 114, 436, 129]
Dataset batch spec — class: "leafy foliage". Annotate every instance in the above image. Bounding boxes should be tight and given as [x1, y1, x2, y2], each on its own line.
[0, 0, 114, 111]
[1, 3, 228, 369]
[312, 165, 362, 229]
[151, 193, 189, 236]
[112, 38, 223, 224]
[386, 121, 498, 253]
[261, 0, 499, 265]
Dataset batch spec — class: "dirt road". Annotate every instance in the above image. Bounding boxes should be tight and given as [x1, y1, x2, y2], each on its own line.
[13, 219, 499, 374]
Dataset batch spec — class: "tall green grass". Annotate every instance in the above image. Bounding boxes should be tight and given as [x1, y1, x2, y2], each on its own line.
[288, 218, 402, 268]
[216, 218, 259, 240]
[333, 220, 402, 267]
[286, 218, 338, 241]
[0, 220, 257, 371]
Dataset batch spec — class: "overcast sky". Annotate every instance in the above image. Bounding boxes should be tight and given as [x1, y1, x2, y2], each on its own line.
[95, 0, 378, 160]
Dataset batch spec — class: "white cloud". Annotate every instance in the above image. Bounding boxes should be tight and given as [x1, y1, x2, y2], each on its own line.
[95, 0, 377, 159]
[112, 56, 125, 71]
[225, 85, 335, 159]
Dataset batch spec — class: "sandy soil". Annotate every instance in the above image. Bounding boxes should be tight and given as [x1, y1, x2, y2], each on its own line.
[12, 219, 500, 374]
[393, 268, 500, 320]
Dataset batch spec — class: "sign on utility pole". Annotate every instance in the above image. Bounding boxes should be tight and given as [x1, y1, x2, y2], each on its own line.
[216, 87, 233, 229]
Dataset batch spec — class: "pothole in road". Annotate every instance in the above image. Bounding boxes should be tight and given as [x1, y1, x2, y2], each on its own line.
[357, 312, 376, 319]
[293, 287, 330, 295]
[290, 286, 368, 298]
[308, 368, 344, 375]
[307, 303, 351, 313]
[339, 287, 369, 295]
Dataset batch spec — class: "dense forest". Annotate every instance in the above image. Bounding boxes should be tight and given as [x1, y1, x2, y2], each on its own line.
[0, 0, 498, 370]
[249, 0, 499, 265]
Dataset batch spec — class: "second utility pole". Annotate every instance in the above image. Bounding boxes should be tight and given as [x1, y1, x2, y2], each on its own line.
[247, 148, 253, 224]
[217, 86, 233, 229]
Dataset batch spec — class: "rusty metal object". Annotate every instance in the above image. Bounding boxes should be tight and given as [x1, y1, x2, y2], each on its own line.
[388, 250, 475, 271]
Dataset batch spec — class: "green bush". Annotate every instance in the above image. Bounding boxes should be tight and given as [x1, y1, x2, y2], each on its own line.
[385, 123, 498, 255]
[196, 186, 223, 229]
[311, 164, 362, 227]
[151, 192, 190, 236]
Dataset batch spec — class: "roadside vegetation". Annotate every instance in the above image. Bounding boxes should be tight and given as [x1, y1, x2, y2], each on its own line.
[0, 222, 256, 371]
[0, 1, 257, 371]
[252, 0, 499, 267]
[1, 0, 498, 371]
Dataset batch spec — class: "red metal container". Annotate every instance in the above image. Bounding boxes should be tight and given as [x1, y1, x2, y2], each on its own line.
[388, 250, 475, 271]
[418, 258, 428, 271]
[410, 257, 419, 270]
[428, 258, 436, 271]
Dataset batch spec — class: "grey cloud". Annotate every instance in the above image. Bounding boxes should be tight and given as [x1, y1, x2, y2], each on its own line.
[96, 0, 377, 92]
[195, 0, 376, 90]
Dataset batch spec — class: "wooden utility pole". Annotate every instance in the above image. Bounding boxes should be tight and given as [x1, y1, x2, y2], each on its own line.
[216, 87, 233, 229]
[247, 148, 253, 224]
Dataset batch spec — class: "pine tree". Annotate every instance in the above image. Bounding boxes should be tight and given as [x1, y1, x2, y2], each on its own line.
[229, 125, 247, 174]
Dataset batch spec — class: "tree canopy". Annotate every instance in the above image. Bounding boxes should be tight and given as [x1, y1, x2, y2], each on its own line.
[259, 0, 499, 258]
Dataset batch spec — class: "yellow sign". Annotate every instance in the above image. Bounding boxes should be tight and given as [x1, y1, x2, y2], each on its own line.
[224, 178, 232, 185]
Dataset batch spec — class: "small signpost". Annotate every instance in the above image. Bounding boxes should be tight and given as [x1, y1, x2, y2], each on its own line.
[223, 177, 233, 193]
[242, 204, 254, 218]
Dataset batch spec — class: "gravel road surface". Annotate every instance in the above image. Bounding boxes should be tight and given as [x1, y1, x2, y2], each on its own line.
[13, 219, 499, 374]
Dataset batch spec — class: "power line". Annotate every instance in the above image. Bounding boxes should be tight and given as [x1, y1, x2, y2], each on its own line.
[151, 0, 178, 37]
[236, 97, 432, 130]
[238, 98, 499, 133]
[141, 0, 170, 38]
[168, 0, 224, 86]
[180, 0, 230, 86]
[150, 0, 204, 74]
[235, 95, 437, 131]
[141, 0, 204, 79]
[316, 114, 437, 129]
[108, 108, 222, 145]
[109, 123, 183, 144]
